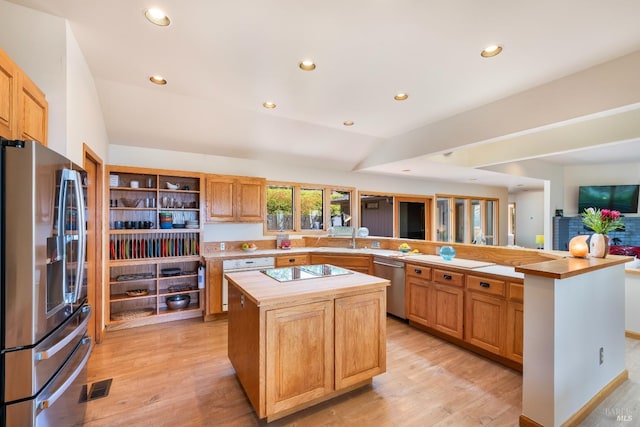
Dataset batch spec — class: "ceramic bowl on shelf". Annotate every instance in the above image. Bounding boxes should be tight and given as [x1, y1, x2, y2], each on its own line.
[166, 182, 180, 190]
[120, 198, 141, 208]
[166, 294, 190, 310]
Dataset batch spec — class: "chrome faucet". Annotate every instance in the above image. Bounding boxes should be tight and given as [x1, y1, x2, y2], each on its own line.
[351, 227, 356, 249]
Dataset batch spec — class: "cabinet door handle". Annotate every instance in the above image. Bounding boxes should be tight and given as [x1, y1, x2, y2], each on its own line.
[289, 258, 295, 263]
[414, 268, 422, 274]
[443, 274, 452, 280]
[479, 281, 490, 288]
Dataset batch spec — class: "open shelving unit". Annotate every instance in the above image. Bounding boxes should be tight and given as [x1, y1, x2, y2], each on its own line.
[106, 165, 205, 330]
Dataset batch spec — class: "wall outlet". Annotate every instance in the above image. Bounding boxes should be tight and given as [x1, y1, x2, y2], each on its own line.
[371, 241, 381, 249]
[435, 246, 440, 255]
[219, 242, 225, 251]
[599, 347, 604, 365]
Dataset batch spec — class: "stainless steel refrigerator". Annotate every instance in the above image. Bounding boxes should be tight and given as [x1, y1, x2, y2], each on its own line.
[1, 138, 91, 426]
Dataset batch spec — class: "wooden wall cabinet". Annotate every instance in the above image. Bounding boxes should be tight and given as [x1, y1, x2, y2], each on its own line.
[309, 253, 371, 274]
[405, 264, 463, 339]
[106, 166, 204, 329]
[0, 48, 48, 146]
[205, 174, 265, 223]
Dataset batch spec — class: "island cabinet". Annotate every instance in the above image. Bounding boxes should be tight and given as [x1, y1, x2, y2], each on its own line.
[405, 264, 464, 339]
[0, 48, 48, 146]
[227, 271, 387, 422]
[205, 174, 265, 223]
[309, 253, 371, 274]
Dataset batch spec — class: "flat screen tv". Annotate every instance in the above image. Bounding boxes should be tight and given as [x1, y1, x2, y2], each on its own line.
[578, 185, 640, 213]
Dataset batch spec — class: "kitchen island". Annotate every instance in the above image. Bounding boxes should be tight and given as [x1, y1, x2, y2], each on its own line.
[226, 265, 389, 422]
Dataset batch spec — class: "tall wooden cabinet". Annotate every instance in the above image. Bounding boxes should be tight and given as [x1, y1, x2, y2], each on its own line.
[106, 166, 205, 329]
[205, 174, 265, 223]
[0, 48, 48, 146]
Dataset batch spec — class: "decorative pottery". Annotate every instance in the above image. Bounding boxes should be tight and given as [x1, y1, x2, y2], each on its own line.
[568, 235, 589, 258]
[439, 245, 456, 261]
[589, 233, 610, 258]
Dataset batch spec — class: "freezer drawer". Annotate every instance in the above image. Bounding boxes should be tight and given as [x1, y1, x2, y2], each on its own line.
[4, 334, 91, 426]
[4, 305, 91, 403]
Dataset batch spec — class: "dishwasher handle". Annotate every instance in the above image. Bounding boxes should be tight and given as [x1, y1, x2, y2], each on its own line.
[373, 260, 405, 269]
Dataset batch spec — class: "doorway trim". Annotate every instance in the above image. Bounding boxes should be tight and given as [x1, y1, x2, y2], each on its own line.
[83, 143, 104, 344]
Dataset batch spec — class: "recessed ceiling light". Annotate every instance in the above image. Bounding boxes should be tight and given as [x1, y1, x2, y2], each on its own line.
[262, 101, 276, 109]
[149, 75, 167, 85]
[394, 93, 409, 101]
[343, 120, 354, 126]
[145, 8, 171, 26]
[299, 59, 316, 71]
[481, 45, 503, 58]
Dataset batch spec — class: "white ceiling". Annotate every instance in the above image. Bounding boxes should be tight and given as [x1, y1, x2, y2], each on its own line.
[8, 0, 640, 191]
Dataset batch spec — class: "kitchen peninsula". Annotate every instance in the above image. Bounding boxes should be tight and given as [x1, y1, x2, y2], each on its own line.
[226, 265, 389, 422]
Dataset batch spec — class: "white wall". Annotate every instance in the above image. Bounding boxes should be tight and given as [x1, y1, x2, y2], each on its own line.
[509, 190, 545, 249]
[65, 23, 109, 164]
[563, 162, 640, 217]
[0, 1, 109, 163]
[108, 144, 510, 244]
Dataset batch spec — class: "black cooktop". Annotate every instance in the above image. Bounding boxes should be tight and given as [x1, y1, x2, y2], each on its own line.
[261, 264, 352, 282]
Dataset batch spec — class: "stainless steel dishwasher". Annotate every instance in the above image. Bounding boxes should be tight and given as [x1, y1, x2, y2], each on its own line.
[373, 257, 406, 319]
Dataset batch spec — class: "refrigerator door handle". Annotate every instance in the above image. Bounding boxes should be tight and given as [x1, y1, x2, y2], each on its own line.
[35, 305, 91, 361]
[72, 170, 87, 304]
[59, 168, 87, 304]
[37, 336, 92, 410]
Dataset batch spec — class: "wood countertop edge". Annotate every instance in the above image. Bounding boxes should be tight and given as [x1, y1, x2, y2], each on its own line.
[515, 255, 633, 280]
[226, 271, 389, 307]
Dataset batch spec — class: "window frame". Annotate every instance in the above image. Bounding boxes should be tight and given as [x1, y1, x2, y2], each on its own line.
[435, 194, 499, 245]
[264, 181, 355, 235]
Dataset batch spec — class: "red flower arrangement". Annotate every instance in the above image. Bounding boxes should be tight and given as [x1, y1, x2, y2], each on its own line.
[581, 208, 624, 235]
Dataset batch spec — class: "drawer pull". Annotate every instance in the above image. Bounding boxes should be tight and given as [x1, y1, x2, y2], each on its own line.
[479, 281, 491, 288]
[289, 258, 295, 263]
[443, 274, 452, 280]
[414, 268, 422, 274]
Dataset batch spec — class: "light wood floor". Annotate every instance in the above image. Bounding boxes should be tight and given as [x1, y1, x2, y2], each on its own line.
[81, 317, 638, 426]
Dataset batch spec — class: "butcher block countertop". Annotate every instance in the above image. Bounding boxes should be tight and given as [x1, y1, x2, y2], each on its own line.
[515, 254, 631, 279]
[225, 269, 389, 307]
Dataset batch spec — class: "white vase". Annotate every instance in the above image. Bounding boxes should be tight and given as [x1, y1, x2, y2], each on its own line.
[590, 233, 610, 258]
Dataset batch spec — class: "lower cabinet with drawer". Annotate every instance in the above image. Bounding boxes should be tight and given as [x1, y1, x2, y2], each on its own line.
[275, 254, 309, 267]
[505, 282, 524, 364]
[309, 254, 371, 274]
[406, 263, 524, 370]
[405, 264, 464, 339]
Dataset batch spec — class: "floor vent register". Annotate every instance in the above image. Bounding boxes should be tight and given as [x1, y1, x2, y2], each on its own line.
[79, 378, 113, 403]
